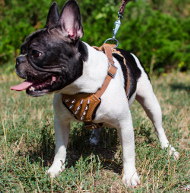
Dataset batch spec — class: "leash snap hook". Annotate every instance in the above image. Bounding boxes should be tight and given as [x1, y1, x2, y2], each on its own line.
[113, 14, 122, 39]
[104, 12, 122, 48]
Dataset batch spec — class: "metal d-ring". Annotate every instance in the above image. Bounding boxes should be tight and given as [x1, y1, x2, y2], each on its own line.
[104, 38, 119, 48]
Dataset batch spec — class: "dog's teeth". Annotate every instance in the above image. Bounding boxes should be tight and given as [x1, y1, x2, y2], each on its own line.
[29, 87, 35, 91]
[51, 80, 56, 85]
[51, 76, 56, 82]
[50, 76, 57, 85]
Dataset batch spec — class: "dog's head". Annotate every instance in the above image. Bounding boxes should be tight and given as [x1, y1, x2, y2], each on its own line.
[11, 0, 88, 97]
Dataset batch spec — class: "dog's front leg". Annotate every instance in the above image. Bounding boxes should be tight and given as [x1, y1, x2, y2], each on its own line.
[117, 118, 140, 188]
[46, 115, 70, 178]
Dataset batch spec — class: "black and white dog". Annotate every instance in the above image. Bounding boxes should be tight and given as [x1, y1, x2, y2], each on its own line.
[11, 0, 179, 187]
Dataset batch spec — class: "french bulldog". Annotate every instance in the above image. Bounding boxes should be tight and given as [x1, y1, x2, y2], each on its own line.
[11, 0, 179, 188]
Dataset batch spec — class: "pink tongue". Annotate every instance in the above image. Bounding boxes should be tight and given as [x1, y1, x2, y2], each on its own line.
[10, 80, 34, 91]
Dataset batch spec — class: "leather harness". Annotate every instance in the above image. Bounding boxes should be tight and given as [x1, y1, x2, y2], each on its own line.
[62, 44, 129, 129]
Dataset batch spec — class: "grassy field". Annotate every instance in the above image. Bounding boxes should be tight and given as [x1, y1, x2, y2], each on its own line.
[0, 70, 189, 192]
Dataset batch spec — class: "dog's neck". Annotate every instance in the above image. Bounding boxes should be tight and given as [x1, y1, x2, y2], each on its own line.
[60, 42, 108, 95]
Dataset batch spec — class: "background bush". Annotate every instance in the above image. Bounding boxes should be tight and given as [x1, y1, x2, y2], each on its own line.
[0, 0, 190, 73]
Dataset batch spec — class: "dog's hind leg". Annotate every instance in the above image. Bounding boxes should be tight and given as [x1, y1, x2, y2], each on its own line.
[132, 55, 179, 159]
[136, 80, 179, 159]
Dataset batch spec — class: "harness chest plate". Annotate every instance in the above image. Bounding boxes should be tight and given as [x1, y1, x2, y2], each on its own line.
[62, 93, 100, 122]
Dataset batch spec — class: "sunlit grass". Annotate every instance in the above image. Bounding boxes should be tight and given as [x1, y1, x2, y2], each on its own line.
[0, 71, 189, 192]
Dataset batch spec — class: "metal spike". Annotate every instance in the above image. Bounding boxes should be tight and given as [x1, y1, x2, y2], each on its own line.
[65, 98, 70, 103]
[77, 106, 81, 111]
[85, 105, 88, 111]
[71, 99, 76, 104]
[80, 100, 84, 105]
[74, 110, 79, 115]
[69, 104, 74, 109]
[81, 115, 84, 120]
[83, 111, 86, 116]
[87, 99, 90, 105]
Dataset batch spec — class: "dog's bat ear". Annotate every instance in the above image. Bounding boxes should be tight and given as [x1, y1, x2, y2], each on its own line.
[57, 0, 83, 41]
[45, 2, 59, 29]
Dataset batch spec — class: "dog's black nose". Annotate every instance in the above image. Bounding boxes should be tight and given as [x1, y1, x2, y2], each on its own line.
[16, 56, 23, 67]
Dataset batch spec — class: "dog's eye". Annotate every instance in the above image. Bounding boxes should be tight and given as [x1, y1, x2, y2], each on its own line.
[31, 50, 42, 58]
[21, 48, 26, 54]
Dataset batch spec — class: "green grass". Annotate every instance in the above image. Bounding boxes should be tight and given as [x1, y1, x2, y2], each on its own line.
[0, 71, 190, 192]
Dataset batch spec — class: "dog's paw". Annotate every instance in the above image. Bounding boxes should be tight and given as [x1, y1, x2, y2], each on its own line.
[46, 161, 65, 178]
[122, 171, 140, 188]
[168, 146, 180, 160]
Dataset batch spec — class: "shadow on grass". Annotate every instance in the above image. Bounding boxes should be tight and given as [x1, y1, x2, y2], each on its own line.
[27, 123, 157, 176]
[170, 83, 190, 93]
[27, 123, 55, 167]
[27, 123, 122, 174]
[66, 124, 122, 174]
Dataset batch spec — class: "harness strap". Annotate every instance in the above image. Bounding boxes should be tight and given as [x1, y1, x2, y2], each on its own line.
[94, 44, 130, 99]
[95, 44, 117, 98]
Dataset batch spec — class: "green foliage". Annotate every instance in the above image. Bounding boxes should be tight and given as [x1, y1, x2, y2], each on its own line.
[118, 1, 190, 72]
[0, 0, 190, 72]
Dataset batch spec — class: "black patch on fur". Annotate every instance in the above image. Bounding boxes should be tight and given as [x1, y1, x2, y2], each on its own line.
[116, 49, 141, 79]
[114, 49, 150, 99]
[112, 53, 127, 91]
[78, 41, 88, 62]
[113, 52, 136, 99]
[116, 49, 150, 81]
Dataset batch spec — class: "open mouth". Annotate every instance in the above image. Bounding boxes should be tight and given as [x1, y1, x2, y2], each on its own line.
[11, 76, 58, 96]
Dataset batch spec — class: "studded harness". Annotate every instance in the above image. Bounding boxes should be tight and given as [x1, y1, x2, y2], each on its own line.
[62, 44, 129, 129]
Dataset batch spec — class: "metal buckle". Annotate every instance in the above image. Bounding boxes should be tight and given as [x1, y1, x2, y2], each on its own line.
[108, 62, 117, 78]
